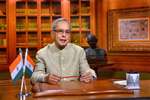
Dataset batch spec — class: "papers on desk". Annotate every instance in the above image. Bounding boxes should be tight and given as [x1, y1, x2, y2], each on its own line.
[113, 80, 127, 86]
[113, 80, 140, 90]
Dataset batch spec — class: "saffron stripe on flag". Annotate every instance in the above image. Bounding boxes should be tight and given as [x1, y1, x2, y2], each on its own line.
[11, 61, 23, 80]
[24, 48, 35, 77]
[9, 54, 22, 73]
[25, 55, 35, 77]
[27, 55, 35, 69]
[9, 48, 23, 81]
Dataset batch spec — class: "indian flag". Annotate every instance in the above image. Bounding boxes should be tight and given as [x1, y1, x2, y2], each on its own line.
[9, 49, 23, 81]
[24, 48, 35, 77]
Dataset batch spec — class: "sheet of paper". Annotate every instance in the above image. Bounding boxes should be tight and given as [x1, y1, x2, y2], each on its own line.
[113, 80, 140, 89]
[113, 80, 127, 86]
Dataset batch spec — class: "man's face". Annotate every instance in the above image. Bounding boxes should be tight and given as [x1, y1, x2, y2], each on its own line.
[54, 21, 71, 49]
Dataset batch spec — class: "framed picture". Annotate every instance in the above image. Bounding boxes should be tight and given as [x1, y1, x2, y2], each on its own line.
[119, 18, 149, 41]
[108, 7, 150, 54]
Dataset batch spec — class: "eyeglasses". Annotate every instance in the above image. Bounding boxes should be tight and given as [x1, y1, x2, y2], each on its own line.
[53, 29, 71, 35]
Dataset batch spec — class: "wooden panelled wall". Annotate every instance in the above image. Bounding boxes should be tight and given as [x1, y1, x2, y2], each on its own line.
[96, 0, 150, 72]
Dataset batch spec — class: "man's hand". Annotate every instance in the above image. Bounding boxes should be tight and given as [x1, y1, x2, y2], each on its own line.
[45, 74, 61, 84]
[80, 72, 94, 83]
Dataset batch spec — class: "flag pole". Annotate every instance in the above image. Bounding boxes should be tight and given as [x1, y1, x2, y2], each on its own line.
[19, 75, 24, 100]
[20, 75, 24, 94]
[18, 48, 24, 100]
[19, 48, 30, 100]
[23, 48, 31, 97]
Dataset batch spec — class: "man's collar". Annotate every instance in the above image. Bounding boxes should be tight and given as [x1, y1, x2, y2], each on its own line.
[51, 42, 70, 53]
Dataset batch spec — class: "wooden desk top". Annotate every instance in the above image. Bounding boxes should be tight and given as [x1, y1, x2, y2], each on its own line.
[32, 80, 132, 97]
[0, 79, 150, 100]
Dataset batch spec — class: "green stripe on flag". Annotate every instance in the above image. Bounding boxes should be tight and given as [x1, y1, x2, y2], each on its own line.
[13, 68, 23, 82]
[25, 67, 33, 77]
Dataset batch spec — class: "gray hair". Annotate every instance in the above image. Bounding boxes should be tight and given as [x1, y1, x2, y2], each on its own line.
[51, 18, 71, 32]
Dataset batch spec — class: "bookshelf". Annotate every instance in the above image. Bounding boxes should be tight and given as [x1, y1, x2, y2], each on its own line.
[0, 0, 8, 67]
[40, 0, 61, 47]
[70, 0, 95, 46]
[15, 0, 38, 66]
[0, 0, 95, 71]
[15, 0, 62, 65]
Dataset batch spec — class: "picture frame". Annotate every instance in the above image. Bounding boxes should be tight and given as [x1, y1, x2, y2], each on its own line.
[108, 7, 150, 54]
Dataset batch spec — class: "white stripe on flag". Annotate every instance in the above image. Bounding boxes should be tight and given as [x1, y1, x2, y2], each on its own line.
[26, 61, 34, 72]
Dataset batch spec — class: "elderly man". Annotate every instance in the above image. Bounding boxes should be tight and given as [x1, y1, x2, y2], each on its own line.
[31, 18, 96, 84]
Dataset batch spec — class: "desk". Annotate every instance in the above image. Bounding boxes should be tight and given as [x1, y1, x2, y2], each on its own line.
[0, 79, 150, 100]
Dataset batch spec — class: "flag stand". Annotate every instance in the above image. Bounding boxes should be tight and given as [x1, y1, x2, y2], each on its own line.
[9, 48, 35, 100]
[18, 74, 31, 100]
[18, 48, 31, 100]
